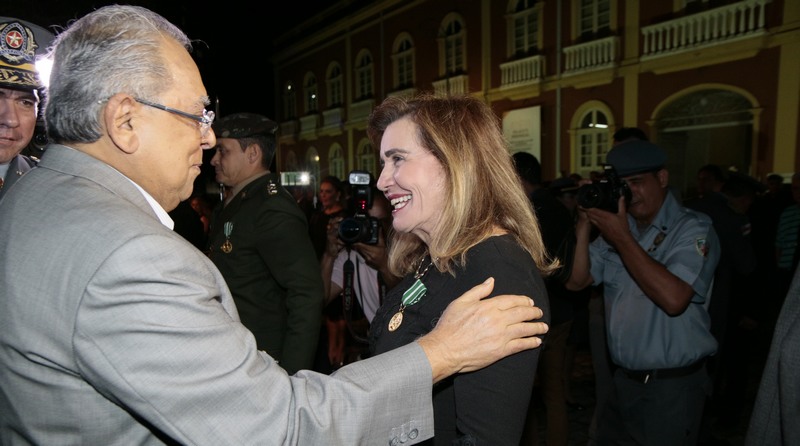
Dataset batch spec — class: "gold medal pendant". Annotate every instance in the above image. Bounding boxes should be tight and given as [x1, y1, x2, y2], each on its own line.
[389, 256, 434, 332]
[221, 240, 233, 253]
[221, 221, 234, 253]
[388, 311, 404, 331]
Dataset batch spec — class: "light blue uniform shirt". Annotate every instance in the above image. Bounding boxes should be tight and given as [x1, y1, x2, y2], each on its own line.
[589, 192, 719, 370]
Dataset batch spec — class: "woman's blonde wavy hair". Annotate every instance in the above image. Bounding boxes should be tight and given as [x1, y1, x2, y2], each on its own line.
[367, 93, 559, 278]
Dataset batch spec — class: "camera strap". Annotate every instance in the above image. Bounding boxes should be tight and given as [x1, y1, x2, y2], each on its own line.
[377, 272, 386, 306]
[343, 254, 355, 312]
[342, 251, 372, 344]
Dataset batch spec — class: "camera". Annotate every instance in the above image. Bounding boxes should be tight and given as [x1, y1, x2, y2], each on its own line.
[576, 164, 632, 213]
[338, 170, 379, 245]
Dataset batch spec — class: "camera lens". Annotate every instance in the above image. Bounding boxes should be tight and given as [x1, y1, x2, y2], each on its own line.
[576, 184, 604, 209]
[338, 218, 365, 244]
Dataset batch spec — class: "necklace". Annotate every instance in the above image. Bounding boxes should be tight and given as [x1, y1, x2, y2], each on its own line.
[388, 254, 435, 332]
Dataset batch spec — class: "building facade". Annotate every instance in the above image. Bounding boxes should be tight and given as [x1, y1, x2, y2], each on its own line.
[271, 0, 799, 198]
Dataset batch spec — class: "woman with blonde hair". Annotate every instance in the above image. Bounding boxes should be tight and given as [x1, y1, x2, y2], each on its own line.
[368, 93, 555, 445]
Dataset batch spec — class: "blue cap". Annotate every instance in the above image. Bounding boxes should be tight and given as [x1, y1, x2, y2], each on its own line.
[606, 140, 667, 177]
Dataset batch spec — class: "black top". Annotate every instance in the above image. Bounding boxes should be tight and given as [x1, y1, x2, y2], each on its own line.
[308, 208, 347, 261]
[370, 234, 550, 445]
[530, 187, 584, 326]
[685, 191, 756, 335]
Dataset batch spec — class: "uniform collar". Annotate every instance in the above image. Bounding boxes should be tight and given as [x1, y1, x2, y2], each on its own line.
[629, 191, 680, 237]
[224, 171, 269, 206]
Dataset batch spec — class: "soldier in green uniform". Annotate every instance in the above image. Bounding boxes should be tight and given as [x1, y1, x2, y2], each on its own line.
[207, 113, 323, 374]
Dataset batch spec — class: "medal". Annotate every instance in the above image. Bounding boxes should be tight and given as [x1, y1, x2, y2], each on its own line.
[388, 255, 435, 331]
[388, 312, 403, 331]
[221, 240, 233, 253]
[221, 221, 234, 253]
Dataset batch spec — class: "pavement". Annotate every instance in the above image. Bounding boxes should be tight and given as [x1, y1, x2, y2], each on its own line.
[524, 344, 757, 445]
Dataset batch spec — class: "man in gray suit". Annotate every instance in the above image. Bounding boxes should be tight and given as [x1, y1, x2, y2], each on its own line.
[0, 5, 549, 445]
[745, 263, 800, 445]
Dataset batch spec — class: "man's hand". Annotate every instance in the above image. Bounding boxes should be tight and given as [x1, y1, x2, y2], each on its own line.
[352, 224, 402, 289]
[417, 277, 547, 383]
[324, 216, 345, 257]
[354, 230, 390, 272]
[582, 196, 630, 249]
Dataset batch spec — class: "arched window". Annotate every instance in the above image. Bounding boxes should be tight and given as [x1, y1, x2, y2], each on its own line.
[392, 34, 415, 90]
[283, 81, 297, 119]
[439, 15, 466, 76]
[355, 50, 374, 100]
[577, 0, 610, 40]
[328, 144, 345, 180]
[304, 72, 318, 114]
[326, 62, 343, 107]
[508, 0, 542, 57]
[356, 139, 377, 177]
[577, 109, 610, 176]
[306, 147, 321, 192]
[285, 150, 298, 172]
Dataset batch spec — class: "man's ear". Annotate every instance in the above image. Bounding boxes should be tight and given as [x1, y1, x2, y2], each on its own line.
[246, 143, 262, 164]
[104, 94, 139, 155]
[657, 168, 669, 187]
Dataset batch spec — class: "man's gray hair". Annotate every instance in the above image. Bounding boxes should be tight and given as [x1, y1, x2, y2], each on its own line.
[44, 5, 191, 143]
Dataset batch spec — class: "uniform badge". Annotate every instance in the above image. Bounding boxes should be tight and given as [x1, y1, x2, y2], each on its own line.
[267, 180, 278, 196]
[648, 232, 666, 252]
[0, 20, 43, 88]
[741, 222, 751, 237]
[695, 238, 708, 257]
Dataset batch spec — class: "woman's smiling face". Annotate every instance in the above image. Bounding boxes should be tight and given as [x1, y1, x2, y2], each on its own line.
[376, 117, 446, 244]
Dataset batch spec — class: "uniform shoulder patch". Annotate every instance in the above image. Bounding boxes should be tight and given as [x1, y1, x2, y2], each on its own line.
[696, 238, 709, 257]
[267, 180, 278, 195]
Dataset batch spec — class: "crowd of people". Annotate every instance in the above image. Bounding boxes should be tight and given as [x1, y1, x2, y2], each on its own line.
[2, 5, 799, 445]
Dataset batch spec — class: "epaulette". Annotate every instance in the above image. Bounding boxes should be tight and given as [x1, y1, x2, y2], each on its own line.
[267, 179, 279, 196]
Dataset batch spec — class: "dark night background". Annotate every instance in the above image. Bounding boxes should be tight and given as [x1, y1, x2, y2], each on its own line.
[5, 1, 341, 119]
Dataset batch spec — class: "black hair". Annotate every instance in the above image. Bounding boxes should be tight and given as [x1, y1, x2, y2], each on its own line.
[697, 164, 727, 183]
[512, 151, 542, 185]
[613, 127, 648, 143]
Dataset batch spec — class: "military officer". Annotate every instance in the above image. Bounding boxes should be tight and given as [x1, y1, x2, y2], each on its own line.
[207, 113, 323, 374]
[0, 17, 53, 199]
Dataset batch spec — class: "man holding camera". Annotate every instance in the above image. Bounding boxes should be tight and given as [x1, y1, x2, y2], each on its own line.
[207, 112, 323, 375]
[566, 140, 719, 445]
[321, 175, 399, 365]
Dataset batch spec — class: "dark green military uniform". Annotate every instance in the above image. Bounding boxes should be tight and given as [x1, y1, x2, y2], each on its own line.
[208, 174, 323, 374]
[208, 114, 323, 374]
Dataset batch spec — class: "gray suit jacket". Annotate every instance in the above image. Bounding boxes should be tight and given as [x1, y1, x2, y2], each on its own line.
[0, 144, 433, 445]
[745, 264, 800, 445]
[0, 153, 37, 201]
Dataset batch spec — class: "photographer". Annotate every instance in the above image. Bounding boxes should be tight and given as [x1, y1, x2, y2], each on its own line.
[320, 175, 399, 367]
[565, 140, 720, 445]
